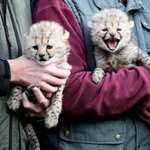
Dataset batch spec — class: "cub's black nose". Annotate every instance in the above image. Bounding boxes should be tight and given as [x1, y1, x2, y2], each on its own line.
[110, 33, 116, 37]
[39, 54, 45, 58]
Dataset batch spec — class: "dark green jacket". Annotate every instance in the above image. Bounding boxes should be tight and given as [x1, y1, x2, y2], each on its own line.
[0, 0, 32, 149]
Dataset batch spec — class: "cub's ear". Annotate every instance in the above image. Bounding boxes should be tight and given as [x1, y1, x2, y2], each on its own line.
[63, 30, 70, 39]
[88, 20, 96, 28]
[87, 20, 93, 28]
[24, 31, 29, 37]
[129, 20, 134, 28]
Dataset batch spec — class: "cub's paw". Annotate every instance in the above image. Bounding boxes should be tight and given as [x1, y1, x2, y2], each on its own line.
[92, 68, 105, 84]
[44, 109, 59, 129]
[7, 86, 23, 111]
[26, 84, 46, 104]
[26, 85, 40, 104]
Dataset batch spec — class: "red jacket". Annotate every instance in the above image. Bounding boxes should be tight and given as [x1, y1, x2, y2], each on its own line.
[32, 0, 150, 117]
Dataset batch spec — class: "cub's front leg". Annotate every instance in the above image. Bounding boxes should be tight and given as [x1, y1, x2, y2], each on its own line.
[92, 68, 105, 84]
[44, 61, 72, 128]
[7, 86, 23, 111]
[45, 84, 64, 128]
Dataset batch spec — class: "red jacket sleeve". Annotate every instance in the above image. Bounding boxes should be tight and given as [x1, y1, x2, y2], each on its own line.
[32, 0, 150, 117]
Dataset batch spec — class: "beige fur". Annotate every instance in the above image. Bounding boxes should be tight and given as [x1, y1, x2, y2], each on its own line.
[7, 21, 72, 150]
[25, 21, 70, 66]
[88, 8, 150, 84]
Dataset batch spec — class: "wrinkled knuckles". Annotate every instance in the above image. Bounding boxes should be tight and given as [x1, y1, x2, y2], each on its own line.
[39, 100, 46, 105]
[28, 113, 36, 118]
[57, 78, 67, 86]
[50, 86, 58, 93]
[35, 109, 43, 114]
[41, 74, 49, 82]
[23, 101, 31, 109]
[61, 71, 70, 78]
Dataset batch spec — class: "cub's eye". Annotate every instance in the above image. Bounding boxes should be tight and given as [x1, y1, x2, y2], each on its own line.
[117, 28, 122, 31]
[33, 45, 38, 50]
[102, 28, 108, 32]
[47, 45, 53, 49]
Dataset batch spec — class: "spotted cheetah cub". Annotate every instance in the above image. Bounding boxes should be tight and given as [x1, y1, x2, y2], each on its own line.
[88, 8, 150, 84]
[7, 21, 72, 150]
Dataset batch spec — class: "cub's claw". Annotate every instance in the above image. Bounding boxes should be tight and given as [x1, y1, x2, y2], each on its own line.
[92, 68, 105, 84]
[26, 85, 40, 104]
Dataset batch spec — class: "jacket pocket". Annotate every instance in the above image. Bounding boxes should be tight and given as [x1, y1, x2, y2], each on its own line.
[59, 119, 125, 150]
[139, 11, 150, 51]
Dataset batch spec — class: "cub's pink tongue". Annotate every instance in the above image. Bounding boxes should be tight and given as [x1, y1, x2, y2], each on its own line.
[108, 40, 116, 49]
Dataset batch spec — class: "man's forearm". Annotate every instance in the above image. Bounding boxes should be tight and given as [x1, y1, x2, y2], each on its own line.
[0, 59, 11, 96]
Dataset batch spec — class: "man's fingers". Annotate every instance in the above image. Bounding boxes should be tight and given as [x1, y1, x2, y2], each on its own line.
[22, 91, 36, 110]
[135, 111, 150, 124]
[24, 105, 51, 118]
[32, 87, 50, 108]
[140, 109, 150, 119]
[44, 61, 71, 79]
[22, 89, 51, 118]
[147, 105, 150, 112]
[39, 82, 58, 93]
[46, 92, 52, 98]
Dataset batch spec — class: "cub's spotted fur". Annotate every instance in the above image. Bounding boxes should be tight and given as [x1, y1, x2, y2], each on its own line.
[7, 21, 72, 150]
[88, 8, 150, 84]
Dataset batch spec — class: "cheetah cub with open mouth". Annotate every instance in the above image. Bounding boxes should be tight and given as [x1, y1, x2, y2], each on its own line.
[7, 21, 72, 150]
[88, 8, 150, 84]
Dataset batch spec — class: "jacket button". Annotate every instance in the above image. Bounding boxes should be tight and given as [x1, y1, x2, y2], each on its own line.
[138, 143, 140, 148]
[144, 22, 147, 26]
[65, 131, 70, 136]
[116, 134, 121, 140]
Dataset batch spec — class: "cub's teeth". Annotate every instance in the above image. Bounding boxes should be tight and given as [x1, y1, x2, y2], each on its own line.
[110, 47, 115, 50]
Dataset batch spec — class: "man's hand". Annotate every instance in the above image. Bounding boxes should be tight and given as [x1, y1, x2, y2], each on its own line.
[135, 104, 150, 124]
[8, 55, 70, 93]
[22, 87, 51, 118]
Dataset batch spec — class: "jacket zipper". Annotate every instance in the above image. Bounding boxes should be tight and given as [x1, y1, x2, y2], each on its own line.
[7, 0, 23, 149]
[7, 1, 22, 57]
[0, 10, 13, 59]
[7, 1, 22, 149]
[8, 114, 12, 150]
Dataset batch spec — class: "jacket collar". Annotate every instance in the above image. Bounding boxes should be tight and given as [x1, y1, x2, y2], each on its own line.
[94, 0, 144, 12]
[126, 0, 144, 12]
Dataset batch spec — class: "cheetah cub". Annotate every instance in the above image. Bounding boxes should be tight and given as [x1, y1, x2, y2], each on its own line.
[7, 21, 72, 150]
[88, 8, 150, 84]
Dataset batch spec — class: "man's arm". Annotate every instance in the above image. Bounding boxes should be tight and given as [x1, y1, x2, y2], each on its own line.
[8, 55, 70, 93]
[32, 0, 150, 117]
[0, 59, 11, 96]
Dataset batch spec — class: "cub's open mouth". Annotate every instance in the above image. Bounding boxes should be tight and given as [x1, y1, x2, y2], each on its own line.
[104, 39, 120, 51]
[39, 58, 47, 61]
